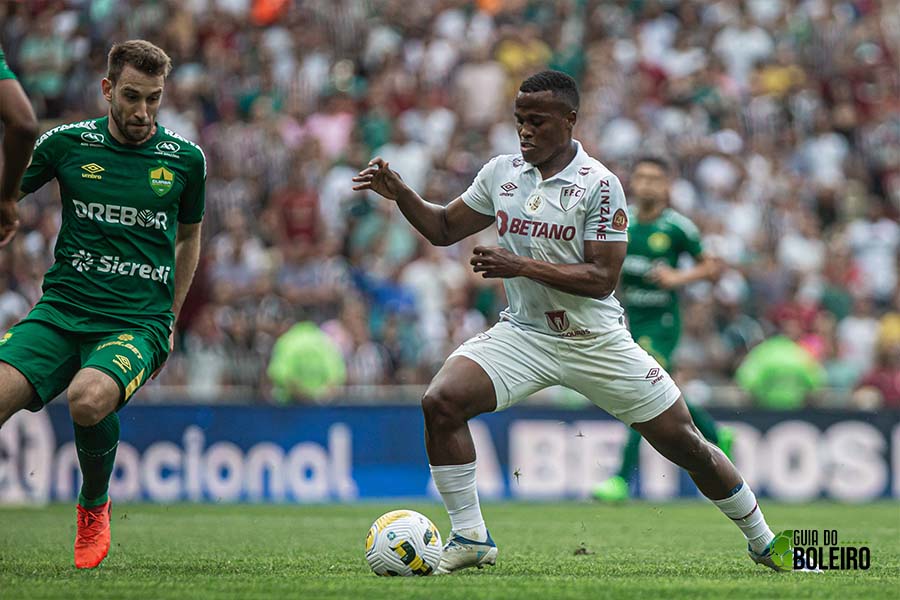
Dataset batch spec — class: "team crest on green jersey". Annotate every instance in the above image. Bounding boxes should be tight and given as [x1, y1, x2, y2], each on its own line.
[149, 165, 174, 196]
[648, 232, 671, 252]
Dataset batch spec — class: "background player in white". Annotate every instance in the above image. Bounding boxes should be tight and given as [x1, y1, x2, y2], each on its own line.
[353, 71, 782, 573]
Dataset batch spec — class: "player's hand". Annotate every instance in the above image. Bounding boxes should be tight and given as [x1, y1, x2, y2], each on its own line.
[470, 246, 524, 279]
[351, 157, 406, 200]
[647, 265, 682, 289]
[0, 199, 20, 248]
[150, 329, 175, 380]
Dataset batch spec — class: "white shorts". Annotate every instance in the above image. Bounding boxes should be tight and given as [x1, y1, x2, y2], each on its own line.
[449, 320, 681, 426]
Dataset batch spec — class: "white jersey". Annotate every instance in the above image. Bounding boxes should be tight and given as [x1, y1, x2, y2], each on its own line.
[461, 140, 629, 338]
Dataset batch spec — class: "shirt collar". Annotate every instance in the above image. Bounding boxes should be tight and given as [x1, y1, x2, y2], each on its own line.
[521, 140, 587, 184]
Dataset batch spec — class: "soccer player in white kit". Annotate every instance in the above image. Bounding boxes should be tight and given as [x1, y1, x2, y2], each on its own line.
[353, 71, 784, 574]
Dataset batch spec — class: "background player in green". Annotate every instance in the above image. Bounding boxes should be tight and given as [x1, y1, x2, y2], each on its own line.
[0, 40, 205, 568]
[593, 155, 732, 502]
[0, 45, 38, 247]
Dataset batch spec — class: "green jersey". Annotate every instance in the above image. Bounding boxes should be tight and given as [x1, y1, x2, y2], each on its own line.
[20, 116, 206, 334]
[620, 207, 703, 327]
[0, 46, 16, 80]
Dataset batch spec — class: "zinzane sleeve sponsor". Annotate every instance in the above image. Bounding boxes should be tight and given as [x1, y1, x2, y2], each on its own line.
[177, 145, 206, 224]
[584, 174, 628, 242]
[460, 156, 498, 216]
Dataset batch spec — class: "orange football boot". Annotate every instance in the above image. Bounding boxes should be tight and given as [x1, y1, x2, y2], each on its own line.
[74, 500, 111, 569]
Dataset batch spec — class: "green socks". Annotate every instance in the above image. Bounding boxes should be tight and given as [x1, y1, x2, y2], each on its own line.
[73, 412, 120, 508]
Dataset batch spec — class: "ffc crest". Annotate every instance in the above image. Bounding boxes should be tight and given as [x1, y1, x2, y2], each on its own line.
[559, 184, 585, 211]
[545, 310, 570, 332]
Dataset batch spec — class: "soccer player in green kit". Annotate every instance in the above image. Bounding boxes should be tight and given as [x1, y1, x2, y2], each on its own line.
[593, 155, 732, 502]
[0, 45, 39, 246]
[0, 40, 204, 568]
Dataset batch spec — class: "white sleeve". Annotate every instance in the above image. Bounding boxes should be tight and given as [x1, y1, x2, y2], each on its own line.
[584, 174, 628, 242]
[460, 157, 498, 216]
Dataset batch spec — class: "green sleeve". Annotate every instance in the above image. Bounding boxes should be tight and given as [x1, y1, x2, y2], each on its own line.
[678, 216, 704, 258]
[20, 127, 67, 195]
[178, 147, 206, 223]
[0, 48, 16, 80]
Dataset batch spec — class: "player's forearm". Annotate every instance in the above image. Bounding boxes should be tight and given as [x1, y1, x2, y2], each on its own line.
[518, 257, 618, 298]
[674, 258, 722, 287]
[394, 186, 452, 246]
[171, 229, 202, 319]
[0, 112, 38, 200]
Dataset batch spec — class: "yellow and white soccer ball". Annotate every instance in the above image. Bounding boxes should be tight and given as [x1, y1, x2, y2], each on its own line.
[365, 510, 443, 576]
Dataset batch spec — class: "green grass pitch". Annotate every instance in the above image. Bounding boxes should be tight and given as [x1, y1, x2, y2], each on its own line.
[1, 501, 898, 599]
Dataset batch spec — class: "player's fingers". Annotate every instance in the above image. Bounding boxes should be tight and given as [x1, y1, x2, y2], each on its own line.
[473, 246, 488, 255]
[368, 157, 386, 168]
[351, 183, 372, 191]
[354, 167, 379, 177]
[351, 175, 373, 183]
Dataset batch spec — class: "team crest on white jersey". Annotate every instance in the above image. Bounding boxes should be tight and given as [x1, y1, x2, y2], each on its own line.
[545, 310, 570, 332]
[524, 193, 543, 215]
[559, 184, 585, 211]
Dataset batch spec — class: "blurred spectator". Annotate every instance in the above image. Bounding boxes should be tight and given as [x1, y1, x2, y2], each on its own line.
[267, 321, 346, 403]
[735, 335, 825, 409]
[854, 344, 900, 409]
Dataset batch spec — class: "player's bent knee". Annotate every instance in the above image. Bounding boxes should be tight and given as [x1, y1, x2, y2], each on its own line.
[68, 370, 120, 426]
[68, 396, 108, 426]
[422, 387, 466, 431]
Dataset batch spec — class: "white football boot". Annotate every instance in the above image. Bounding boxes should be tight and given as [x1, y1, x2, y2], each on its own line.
[435, 530, 498, 574]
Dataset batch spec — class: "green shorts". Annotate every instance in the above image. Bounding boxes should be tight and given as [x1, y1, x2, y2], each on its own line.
[628, 312, 680, 369]
[0, 317, 168, 411]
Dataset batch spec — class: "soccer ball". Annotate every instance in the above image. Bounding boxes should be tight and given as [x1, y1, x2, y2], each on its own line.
[365, 510, 443, 576]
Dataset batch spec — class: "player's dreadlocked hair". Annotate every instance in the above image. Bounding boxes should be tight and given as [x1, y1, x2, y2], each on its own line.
[519, 70, 580, 112]
[107, 40, 172, 83]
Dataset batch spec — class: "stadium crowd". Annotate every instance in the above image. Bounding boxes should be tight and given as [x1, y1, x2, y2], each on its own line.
[0, 0, 898, 407]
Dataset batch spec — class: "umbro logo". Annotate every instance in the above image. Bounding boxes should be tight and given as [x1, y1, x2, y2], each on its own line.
[646, 367, 664, 385]
[81, 163, 104, 180]
[113, 354, 132, 373]
[578, 166, 593, 176]
[500, 181, 517, 197]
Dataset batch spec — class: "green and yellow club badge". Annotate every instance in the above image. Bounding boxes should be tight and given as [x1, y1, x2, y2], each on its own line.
[149, 165, 174, 196]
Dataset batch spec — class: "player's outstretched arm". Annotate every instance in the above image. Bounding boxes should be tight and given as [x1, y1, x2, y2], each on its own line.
[352, 157, 494, 246]
[648, 254, 724, 289]
[0, 78, 38, 247]
[471, 240, 626, 299]
[152, 221, 202, 380]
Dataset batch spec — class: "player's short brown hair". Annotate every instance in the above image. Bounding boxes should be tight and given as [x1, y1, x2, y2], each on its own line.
[107, 40, 171, 83]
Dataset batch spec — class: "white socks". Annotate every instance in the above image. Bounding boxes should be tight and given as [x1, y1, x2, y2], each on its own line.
[711, 481, 775, 554]
[430, 461, 487, 542]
